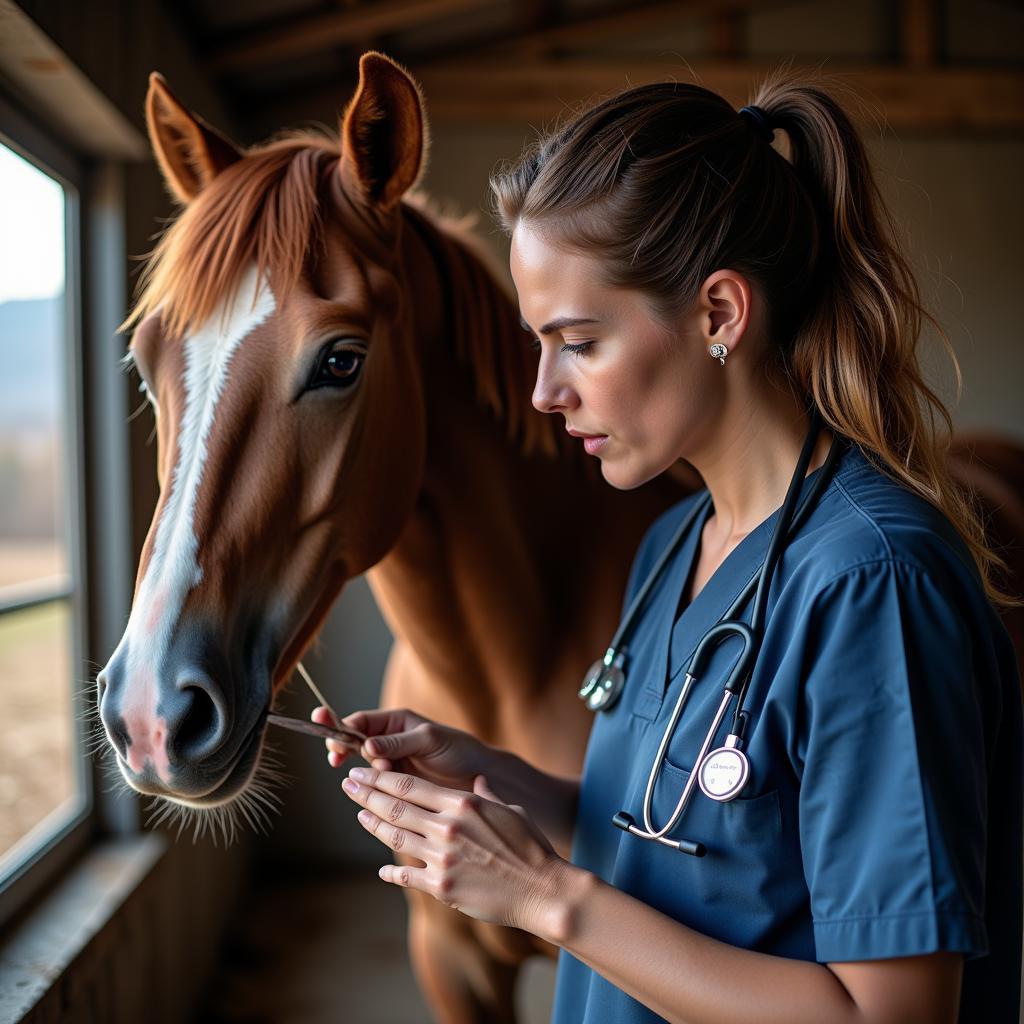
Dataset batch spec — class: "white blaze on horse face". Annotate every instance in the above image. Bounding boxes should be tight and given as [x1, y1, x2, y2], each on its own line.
[118, 263, 276, 781]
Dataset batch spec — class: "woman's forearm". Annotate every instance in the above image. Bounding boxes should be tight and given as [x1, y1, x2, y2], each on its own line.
[479, 743, 580, 857]
[536, 864, 861, 1024]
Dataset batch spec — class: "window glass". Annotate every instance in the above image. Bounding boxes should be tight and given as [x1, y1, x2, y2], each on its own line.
[0, 138, 80, 868]
[0, 602, 75, 862]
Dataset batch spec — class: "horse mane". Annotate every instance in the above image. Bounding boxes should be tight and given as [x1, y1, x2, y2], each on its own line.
[121, 126, 579, 464]
[398, 192, 581, 462]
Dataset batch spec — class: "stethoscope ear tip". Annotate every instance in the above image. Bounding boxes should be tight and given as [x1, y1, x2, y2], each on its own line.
[612, 810, 636, 832]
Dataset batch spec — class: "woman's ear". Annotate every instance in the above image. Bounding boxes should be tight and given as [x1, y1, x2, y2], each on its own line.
[145, 71, 243, 204]
[701, 270, 753, 354]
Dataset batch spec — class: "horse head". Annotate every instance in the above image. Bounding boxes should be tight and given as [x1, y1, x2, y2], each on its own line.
[96, 52, 430, 823]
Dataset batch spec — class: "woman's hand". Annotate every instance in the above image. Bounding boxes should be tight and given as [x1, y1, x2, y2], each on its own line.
[340, 764, 573, 939]
[312, 705, 491, 793]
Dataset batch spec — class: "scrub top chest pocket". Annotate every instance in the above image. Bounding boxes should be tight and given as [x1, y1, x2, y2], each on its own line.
[609, 740, 807, 955]
[626, 629, 784, 852]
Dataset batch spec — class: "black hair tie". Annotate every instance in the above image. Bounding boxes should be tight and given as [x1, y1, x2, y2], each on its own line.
[738, 104, 774, 143]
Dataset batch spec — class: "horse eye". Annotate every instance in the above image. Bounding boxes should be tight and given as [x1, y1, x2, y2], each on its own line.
[314, 343, 365, 389]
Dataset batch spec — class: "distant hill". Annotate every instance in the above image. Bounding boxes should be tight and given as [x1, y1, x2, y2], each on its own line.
[0, 296, 61, 431]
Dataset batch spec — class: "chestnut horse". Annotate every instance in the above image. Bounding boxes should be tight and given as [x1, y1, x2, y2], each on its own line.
[96, 51, 1024, 1023]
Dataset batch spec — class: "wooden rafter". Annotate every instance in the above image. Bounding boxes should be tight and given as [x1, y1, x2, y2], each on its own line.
[412, 0, 788, 66]
[406, 57, 1024, 133]
[203, 0, 496, 76]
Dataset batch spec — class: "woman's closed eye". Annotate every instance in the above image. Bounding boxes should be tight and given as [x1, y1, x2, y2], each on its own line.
[528, 338, 596, 358]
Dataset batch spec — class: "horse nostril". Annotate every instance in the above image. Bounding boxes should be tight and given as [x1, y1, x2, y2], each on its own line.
[170, 677, 228, 763]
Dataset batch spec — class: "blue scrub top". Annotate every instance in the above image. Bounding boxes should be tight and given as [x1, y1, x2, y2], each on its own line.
[551, 439, 1023, 1023]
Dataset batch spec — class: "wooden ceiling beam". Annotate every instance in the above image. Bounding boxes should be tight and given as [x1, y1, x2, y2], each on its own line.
[204, 0, 496, 76]
[405, 58, 1024, 132]
[412, 0, 786, 66]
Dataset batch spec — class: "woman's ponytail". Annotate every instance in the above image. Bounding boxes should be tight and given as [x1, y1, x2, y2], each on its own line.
[749, 71, 1018, 608]
[490, 67, 1019, 608]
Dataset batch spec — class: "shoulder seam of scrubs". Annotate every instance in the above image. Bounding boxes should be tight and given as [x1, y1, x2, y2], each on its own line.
[814, 555, 951, 596]
[831, 474, 896, 560]
[831, 469, 976, 585]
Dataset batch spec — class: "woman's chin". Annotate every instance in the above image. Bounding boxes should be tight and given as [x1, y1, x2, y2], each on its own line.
[601, 453, 669, 491]
[600, 459, 644, 491]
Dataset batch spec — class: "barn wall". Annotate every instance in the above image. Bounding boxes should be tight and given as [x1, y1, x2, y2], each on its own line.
[6, 835, 245, 1024]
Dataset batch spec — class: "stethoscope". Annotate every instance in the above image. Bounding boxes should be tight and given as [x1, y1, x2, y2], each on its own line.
[578, 408, 845, 856]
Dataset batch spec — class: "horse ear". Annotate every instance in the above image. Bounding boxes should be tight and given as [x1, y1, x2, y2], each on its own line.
[339, 51, 428, 211]
[145, 71, 243, 204]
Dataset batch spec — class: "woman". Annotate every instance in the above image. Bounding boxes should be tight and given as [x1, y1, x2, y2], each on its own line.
[315, 72, 1023, 1022]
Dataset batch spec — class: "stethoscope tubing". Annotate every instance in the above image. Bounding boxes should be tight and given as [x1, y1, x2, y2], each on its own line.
[613, 411, 848, 854]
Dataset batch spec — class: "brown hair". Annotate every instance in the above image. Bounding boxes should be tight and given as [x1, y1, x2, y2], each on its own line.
[119, 129, 340, 341]
[488, 66, 1018, 609]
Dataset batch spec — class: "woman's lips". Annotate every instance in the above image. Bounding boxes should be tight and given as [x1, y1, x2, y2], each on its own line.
[566, 426, 609, 455]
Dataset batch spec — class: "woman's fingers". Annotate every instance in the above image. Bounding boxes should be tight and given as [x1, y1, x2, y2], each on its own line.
[353, 802, 432, 866]
[322, 744, 392, 773]
[360, 722, 437, 760]
[312, 705, 367, 733]
[341, 766, 458, 828]
[378, 862, 432, 891]
[343, 771, 437, 865]
[313, 706, 425, 766]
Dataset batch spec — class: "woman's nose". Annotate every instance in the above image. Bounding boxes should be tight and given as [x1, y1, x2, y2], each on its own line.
[531, 359, 578, 415]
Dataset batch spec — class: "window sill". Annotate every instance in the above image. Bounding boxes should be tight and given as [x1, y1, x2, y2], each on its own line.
[0, 833, 167, 1023]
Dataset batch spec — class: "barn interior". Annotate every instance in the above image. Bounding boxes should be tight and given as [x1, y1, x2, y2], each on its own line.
[0, 1, 1022, 1022]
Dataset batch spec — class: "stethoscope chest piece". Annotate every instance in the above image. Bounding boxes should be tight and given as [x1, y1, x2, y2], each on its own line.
[697, 734, 750, 802]
[579, 647, 627, 711]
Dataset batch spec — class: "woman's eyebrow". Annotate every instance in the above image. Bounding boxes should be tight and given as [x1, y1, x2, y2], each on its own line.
[518, 314, 601, 336]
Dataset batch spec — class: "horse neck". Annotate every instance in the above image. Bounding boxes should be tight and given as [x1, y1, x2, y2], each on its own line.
[363, 201, 621, 736]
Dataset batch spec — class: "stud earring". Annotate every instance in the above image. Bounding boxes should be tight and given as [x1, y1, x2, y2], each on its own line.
[710, 343, 728, 365]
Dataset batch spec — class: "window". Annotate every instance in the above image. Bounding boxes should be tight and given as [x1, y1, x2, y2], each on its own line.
[0, 130, 91, 911]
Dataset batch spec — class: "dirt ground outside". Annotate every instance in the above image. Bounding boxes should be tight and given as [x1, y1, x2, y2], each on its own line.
[0, 540, 79, 867]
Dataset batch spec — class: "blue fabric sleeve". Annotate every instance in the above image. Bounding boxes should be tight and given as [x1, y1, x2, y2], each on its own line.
[797, 559, 991, 963]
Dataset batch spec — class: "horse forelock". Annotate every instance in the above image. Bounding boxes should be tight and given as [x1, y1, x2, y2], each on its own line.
[123, 130, 341, 343]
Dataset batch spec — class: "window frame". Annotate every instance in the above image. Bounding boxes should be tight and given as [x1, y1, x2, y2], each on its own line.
[0, 93, 95, 926]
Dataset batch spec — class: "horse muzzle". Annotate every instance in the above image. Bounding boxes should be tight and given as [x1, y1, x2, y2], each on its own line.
[96, 634, 271, 804]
